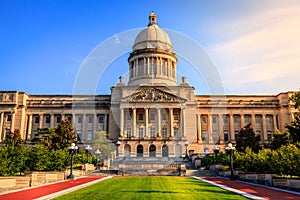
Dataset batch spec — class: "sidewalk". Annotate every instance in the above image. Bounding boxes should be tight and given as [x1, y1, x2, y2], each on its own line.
[196, 176, 300, 200]
[0, 176, 111, 200]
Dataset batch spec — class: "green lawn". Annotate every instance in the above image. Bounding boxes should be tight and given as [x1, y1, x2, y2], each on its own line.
[55, 176, 247, 200]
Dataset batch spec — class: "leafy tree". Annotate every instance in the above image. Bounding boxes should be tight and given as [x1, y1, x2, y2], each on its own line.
[32, 128, 55, 147]
[290, 91, 300, 109]
[4, 129, 22, 147]
[270, 129, 290, 150]
[235, 124, 261, 153]
[285, 115, 300, 144]
[50, 120, 77, 150]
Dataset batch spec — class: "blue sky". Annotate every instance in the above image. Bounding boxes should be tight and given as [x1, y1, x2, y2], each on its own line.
[1, 0, 300, 95]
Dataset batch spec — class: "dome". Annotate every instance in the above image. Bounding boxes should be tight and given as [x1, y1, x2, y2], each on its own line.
[133, 12, 173, 52]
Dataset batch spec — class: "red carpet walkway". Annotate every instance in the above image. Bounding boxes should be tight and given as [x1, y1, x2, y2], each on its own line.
[0, 176, 108, 200]
[198, 176, 300, 200]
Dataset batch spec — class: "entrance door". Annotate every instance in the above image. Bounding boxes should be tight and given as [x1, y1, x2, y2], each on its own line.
[162, 145, 169, 157]
[175, 144, 182, 157]
[124, 144, 131, 157]
[137, 145, 143, 157]
[149, 145, 156, 157]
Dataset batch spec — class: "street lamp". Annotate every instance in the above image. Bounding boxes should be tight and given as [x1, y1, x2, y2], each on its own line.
[213, 146, 220, 164]
[184, 141, 189, 159]
[116, 141, 121, 158]
[204, 149, 210, 170]
[225, 143, 236, 180]
[95, 149, 101, 171]
[67, 143, 78, 179]
[85, 145, 92, 163]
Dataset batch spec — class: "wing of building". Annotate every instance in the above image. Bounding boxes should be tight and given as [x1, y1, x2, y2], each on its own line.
[0, 12, 297, 161]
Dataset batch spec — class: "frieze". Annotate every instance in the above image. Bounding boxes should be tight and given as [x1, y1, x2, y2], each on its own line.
[129, 88, 180, 103]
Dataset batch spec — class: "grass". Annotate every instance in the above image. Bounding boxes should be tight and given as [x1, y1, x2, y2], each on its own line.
[55, 176, 247, 200]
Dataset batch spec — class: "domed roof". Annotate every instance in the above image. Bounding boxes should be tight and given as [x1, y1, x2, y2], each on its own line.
[133, 12, 173, 52]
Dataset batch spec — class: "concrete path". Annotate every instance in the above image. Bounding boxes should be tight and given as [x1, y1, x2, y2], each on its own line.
[196, 176, 300, 200]
[0, 176, 111, 200]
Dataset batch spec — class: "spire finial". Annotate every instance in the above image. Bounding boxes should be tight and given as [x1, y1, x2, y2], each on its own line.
[148, 11, 157, 26]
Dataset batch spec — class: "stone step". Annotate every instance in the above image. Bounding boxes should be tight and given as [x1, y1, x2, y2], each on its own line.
[186, 169, 217, 176]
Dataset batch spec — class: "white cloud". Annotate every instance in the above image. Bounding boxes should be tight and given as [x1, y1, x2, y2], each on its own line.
[208, 5, 300, 94]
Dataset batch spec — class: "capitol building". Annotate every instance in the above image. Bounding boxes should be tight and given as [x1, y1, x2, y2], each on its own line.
[0, 12, 296, 161]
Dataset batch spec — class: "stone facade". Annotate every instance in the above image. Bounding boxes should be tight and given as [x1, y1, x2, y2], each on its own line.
[0, 12, 297, 158]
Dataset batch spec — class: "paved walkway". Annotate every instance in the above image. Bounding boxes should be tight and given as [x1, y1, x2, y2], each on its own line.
[0, 176, 111, 200]
[197, 176, 300, 200]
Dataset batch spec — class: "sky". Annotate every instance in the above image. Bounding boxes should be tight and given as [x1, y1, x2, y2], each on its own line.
[1, 0, 300, 95]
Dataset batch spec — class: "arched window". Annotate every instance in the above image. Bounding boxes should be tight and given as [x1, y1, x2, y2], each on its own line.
[162, 145, 169, 157]
[149, 145, 156, 157]
[137, 145, 143, 157]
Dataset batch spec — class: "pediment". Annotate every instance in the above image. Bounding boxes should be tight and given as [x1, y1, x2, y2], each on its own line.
[123, 87, 186, 103]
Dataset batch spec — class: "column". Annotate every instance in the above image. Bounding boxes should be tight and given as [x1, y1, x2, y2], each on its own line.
[72, 114, 76, 127]
[104, 114, 108, 132]
[83, 114, 87, 141]
[11, 112, 16, 131]
[145, 108, 149, 138]
[251, 114, 255, 129]
[0, 112, 4, 141]
[147, 57, 150, 75]
[262, 114, 267, 142]
[197, 114, 201, 143]
[39, 114, 43, 129]
[229, 114, 234, 141]
[157, 108, 161, 137]
[136, 58, 139, 75]
[61, 114, 65, 121]
[50, 114, 54, 128]
[93, 113, 97, 134]
[27, 114, 33, 140]
[133, 108, 136, 137]
[120, 108, 124, 137]
[170, 108, 174, 137]
[273, 114, 277, 130]
[218, 114, 223, 143]
[144, 57, 147, 75]
[240, 114, 245, 128]
[181, 108, 186, 138]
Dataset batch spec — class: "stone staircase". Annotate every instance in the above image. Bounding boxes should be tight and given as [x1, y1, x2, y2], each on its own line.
[186, 169, 217, 177]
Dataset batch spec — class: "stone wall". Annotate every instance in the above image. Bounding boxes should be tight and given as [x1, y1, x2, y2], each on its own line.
[0, 176, 30, 193]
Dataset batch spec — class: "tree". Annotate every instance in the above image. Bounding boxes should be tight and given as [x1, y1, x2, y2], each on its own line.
[50, 120, 77, 150]
[270, 129, 290, 150]
[235, 124, 261, 153]
[4, 129, 22, 147]
[32, 128, 56, 147]
[286, 115, 300, 144]
[290, 91, 300, 110]
[90, 131, 115, 159]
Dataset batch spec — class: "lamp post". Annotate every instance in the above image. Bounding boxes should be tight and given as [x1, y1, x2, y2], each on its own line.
[116, 141, 121, 158]
[95, 149, 101, 171]
[85, 145, 92, 163]
[204, 149, 210, 170]
[225, 143, 236, 180]
[67, 143, 78, 179]
[213, 146, 220, 164]
[184, 141, 189, 159]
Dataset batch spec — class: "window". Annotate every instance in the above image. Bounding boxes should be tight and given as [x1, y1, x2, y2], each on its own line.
[150, 127, 155, 138]
[234, 130, 239, 140]
[202, 131, 207, 142]
[162, 127, 167, 138]
[201, 116, 207, 124]
[150, 114, 155, 121]
[56, 116, 61, 123]
[88, 116, 93, 123]
[174, 127, 179, 138]
[7, 115, 12, 122]
[255, 117, 261, 124]
[234, 117, 239, 124]
[212, 130, 218, 141]
[99, 116, 104, 123]
[224, 117, 228, 124]
[46, 116, 50, 123]
[87, 130, 93, 141]
[224, 130, 229, 142]
[78, 116, 83, 123]
[35, 116, 39, 123]
[77, 131, 82, 142]
[138, 114, 143, 121]
[267, 131, 272, 141]
[174, 114, 179, 121]
[126, 127, 131, 138]
[162, 114, 167, 121]
[138, 127, 144, 138]
[244, 117, 250, 124]
[266, 117, 271, 124]
[256, 130, 262, 141]
[212, 116, 217, 124]
[67, 116, 72, 122]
